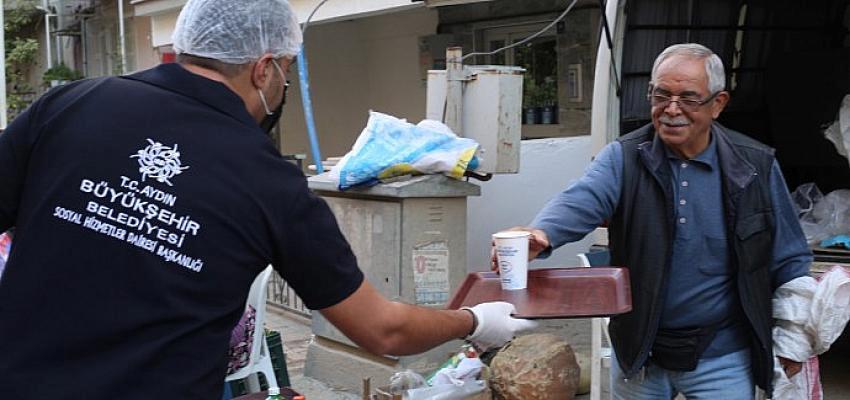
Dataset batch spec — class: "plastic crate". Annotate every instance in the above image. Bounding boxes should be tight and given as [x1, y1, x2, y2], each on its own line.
[229, 330, 291, 396]
[265, 330, 291, 388]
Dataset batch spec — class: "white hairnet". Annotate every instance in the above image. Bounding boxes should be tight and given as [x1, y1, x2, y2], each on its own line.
[172, 0, 303, 64]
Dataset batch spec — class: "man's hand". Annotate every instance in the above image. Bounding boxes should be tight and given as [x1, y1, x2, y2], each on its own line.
[778, 356, 802, 378]
[463, 301, 538, 351]
[490, 226, 550, 272]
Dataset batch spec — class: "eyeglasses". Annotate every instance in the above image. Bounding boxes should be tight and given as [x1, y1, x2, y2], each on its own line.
[647, 91, 720, 112]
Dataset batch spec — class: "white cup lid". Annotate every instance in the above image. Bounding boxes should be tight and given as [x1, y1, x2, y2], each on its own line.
[492, 230, 532, 239]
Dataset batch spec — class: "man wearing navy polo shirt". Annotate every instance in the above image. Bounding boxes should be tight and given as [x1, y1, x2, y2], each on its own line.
[0, 1, 535, 398]
[495, 43, 811, 399]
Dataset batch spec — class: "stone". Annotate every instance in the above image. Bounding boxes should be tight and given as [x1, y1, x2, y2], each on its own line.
[574, 352, 591, 394]
[489, 334, 580, 400]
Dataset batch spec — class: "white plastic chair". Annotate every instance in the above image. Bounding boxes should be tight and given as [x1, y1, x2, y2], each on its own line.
[225, 265, 278, 393]
[578, 251, 613, 400]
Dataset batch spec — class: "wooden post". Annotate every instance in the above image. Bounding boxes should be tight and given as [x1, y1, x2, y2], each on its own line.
[362, 377, 371, 400]
[445, 47, 464, 136]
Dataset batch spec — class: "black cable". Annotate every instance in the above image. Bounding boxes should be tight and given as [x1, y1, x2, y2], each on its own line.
[597, 0, 622, 97]
[459, 0, 580, 63]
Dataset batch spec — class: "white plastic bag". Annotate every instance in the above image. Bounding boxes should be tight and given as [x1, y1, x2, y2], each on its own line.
[771, 266, 850, 400]
[809, 266, 850, 353]
[771, 356, 822, 400]
[430, 357, 484, 386]
[773, 276, 818, 362]
[824, 94, 850, 161]
[404, 380, 486, 400]
[389, 369, 427, 393]
[791, 183, 850, 245]
[329, 111, 479, 190]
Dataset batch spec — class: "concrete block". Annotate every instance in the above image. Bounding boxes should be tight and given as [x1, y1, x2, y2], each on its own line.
[304, 338, 398, 394]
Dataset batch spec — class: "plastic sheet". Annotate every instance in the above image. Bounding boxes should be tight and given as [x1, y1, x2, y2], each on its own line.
[824, 94, 850, 161]
[430, 357, 485, 386]
[388, 370, 426, 394]
[329, 112, 479, 190]
[404, 380, 487, 400]
[791, 183, 850, 244]
[792, 183, 823, 217]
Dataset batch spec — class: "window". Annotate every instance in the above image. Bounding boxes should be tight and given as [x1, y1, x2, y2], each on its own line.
[482, 24, 559, 128]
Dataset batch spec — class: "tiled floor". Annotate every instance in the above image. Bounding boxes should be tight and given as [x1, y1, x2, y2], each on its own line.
[264, 307, 361, 399]
[264, 306, 312, 377]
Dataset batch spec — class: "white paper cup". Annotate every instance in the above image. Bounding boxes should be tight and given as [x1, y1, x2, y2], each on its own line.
[493, 231, 531, 290]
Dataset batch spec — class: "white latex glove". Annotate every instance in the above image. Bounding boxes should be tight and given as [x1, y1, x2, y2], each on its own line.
[463, 302, 538, 351]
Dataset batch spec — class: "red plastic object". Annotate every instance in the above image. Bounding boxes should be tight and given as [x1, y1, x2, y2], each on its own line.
[446, 267, 632, 319]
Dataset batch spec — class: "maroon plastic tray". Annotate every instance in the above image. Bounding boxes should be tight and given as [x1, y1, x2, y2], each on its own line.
[446, 267, 632, 319]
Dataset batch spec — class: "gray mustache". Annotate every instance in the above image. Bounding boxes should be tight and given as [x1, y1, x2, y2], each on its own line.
[659, 116, 689, 126]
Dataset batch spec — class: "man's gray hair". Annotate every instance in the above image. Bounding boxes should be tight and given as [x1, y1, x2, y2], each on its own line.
[650, 43, 726, 94]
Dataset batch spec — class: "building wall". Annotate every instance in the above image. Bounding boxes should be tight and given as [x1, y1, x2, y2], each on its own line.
[438, 0, 600, 138]
[557, 7, 599, 136]
[133, 15, 159, 71]
[82, 0, 137, 77]
[290, 0, 417, 23]
[279, 7, 439, 166]
[127, 1, 600, 160]
[277, 4, 601, 268]
[466, 136, 597, 272]
[149, 10, 179, 48]
[29, 22, 50, 93]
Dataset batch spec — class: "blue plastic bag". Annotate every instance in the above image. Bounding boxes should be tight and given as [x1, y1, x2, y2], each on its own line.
[330, 112, 479, 190]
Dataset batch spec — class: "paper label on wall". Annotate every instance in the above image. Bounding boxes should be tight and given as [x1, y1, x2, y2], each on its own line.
[413, 241, 450, 306]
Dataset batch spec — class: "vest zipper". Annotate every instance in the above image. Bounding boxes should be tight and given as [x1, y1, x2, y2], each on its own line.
[629, 191, 676, 379]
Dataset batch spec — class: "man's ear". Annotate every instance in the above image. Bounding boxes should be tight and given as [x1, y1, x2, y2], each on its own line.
[711, 91, 730, 119]
[250, 54, 276, 90]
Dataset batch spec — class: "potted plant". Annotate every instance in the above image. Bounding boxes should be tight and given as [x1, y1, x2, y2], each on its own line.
[539, 77, 558, 125]
[43, 63, 84, 88]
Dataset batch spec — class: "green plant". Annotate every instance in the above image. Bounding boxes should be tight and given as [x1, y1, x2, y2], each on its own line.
[538, 77, 558, 107]
[4, 1, 40, 120]
[523, 75, 559, 108]
[522, 75, 538, 108]
[6, 37, 37, 65]
[43, 63, 84, 84]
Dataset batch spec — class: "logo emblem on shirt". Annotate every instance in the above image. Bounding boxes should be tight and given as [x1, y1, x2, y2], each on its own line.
[131, 139, 190, 186]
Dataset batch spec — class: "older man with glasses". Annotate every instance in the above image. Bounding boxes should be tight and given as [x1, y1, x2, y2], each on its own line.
[493, 43, 811, 399]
